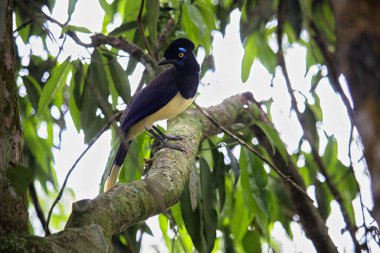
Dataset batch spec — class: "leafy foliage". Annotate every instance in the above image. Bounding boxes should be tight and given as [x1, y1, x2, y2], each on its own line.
[11, 0, 373, 251]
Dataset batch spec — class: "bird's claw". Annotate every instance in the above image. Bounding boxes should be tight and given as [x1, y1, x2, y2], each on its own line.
[163, 134, 183, 141]
[159, 142, 187, 153]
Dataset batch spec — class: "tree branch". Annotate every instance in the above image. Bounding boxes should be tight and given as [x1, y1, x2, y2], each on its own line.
[193, 102, 312, 201]
[0, 93, 254, 252]
[28, 183, 50, 235]
[277, 3, 359, 250]
[249, 98, 338, 253]
[64, 93, 254, 237]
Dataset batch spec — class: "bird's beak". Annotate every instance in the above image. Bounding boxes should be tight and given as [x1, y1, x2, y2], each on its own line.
[158, 58, 170, 65]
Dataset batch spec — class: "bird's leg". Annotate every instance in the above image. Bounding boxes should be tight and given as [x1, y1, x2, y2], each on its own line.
[146, 128, 186, 153]
[152, 125, 183, 141]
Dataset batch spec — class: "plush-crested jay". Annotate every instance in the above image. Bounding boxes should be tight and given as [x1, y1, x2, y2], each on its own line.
[104, 38, 200, 192]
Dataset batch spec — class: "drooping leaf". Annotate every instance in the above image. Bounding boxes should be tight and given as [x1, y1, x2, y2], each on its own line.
[180, 180, 207, 253]
[37, 58, 71, 116]
[22, 75, 42, 110]
[230, 185, 253, 242]
[199, 158, 217, 252]
[322, 135, 338, 175]
[68, 61, 82, 131]
[211, 145, 227, 211]
[302, 104, 319, 150]
[67, 0, 78, 21]
[158, 214, 172, 251]
[6, 165, 35, 195]
[62, 25, 92, 34]
[146, 0, 159, 46]
[254, 121, 288, 164]
[240, 0, 274, 41]
[109, 21, 138, 36]
[72, 60, 85, 107]
[106, 55, 131, 104]
[80, 49, 112, 143]
[241, 35, 256, 83]
[315, 182, 332, 221]
[242, 229, 262, 253]
[284, 0, 303, 38]
[225, 146, 240, 186]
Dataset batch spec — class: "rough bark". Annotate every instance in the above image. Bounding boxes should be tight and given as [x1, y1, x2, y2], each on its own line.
[331, 0, 380, 223]
[0, 0, 29, 236]
[0, 93, 255, 252]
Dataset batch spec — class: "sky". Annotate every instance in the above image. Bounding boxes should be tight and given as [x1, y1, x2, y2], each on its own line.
[18, 0, 378, 252]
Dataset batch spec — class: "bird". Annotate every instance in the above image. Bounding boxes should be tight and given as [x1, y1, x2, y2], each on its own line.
[104, 38, 200, 192]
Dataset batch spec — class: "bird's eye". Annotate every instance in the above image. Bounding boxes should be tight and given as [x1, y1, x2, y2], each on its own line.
[178, 52, 184, 58]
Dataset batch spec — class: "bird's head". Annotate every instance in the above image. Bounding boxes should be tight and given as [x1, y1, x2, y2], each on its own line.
[158, 38, 199, 70]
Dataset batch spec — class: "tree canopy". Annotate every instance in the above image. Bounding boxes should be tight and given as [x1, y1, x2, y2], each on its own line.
[1, 0, 380, 252]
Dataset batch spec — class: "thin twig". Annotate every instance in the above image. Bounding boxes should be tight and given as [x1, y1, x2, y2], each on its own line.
[309, 21, 357, 128]
[45, 111, 122, 234]
[15, 2, 157, 75]
[277, 7, 361, 251]
[13, 18, 34, 34]
[137, 0, 155, 60]
[193, 102, 313, 202]
[28, 183, 51, 235]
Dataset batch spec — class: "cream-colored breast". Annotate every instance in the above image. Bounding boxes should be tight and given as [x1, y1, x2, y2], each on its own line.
[144, 92, 193, 125]
[127, 92, 193, 140]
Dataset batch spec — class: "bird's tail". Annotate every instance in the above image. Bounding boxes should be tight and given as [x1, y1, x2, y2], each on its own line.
[104, 140, 131, 192]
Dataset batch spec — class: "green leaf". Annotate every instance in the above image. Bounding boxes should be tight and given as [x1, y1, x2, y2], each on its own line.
[299, 153, 318, 187]
[199, 158, 217, 252]
[106, 56, 131, 103]
[311, 70, 323, 91]
[256, 32, 277, 75]
[241, 35, 256, 83]
[308, 94, 323, 121]
[67, 0, 78, 20]
[247, 148, 268, 189]
[182, 2, 212, 54]
[302, 105, 319, 149]
[255, 121, 288, 164]
[240, 0, 274, 40]
[69, 62, 82, 131]
[305, 40, 324, 71]
[62, 25, 92, 34]
[284, 0, 302, 38]
[180, 180, 207, 253]
[6, 165, 35, 195]
[72, 61, 85, 109]
[225, 147, 240, 186]
[230, 185, 253, 242]
[196, 1, 217, 32]
[211, 146, 227, 211]
[239, 148, 271, 236]
[158, 214, 172, 251]
[109, 21, 137, 36]
[323, 135, 338, 174]
[242, 229, 262, 253]
[80, 49, 111, 143]
[146, 0, 159, 46]
[38, 58, 71, 116]
[171, 203, 185, 228]
[22, 75, 42, 110]
[315, 182, 332, 221]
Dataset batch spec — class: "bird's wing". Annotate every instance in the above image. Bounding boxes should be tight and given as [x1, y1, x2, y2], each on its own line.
[120, 68, 178, 133]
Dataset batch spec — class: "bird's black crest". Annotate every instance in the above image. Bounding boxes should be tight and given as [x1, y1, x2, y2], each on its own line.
[164, 38, 195, 57]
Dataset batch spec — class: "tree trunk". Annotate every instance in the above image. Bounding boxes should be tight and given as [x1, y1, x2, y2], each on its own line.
[0, 0, 29, 235]
[331, 0, 380, 224]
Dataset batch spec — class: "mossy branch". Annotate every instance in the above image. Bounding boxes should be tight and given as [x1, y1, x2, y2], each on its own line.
[0, 93, 254, 252]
